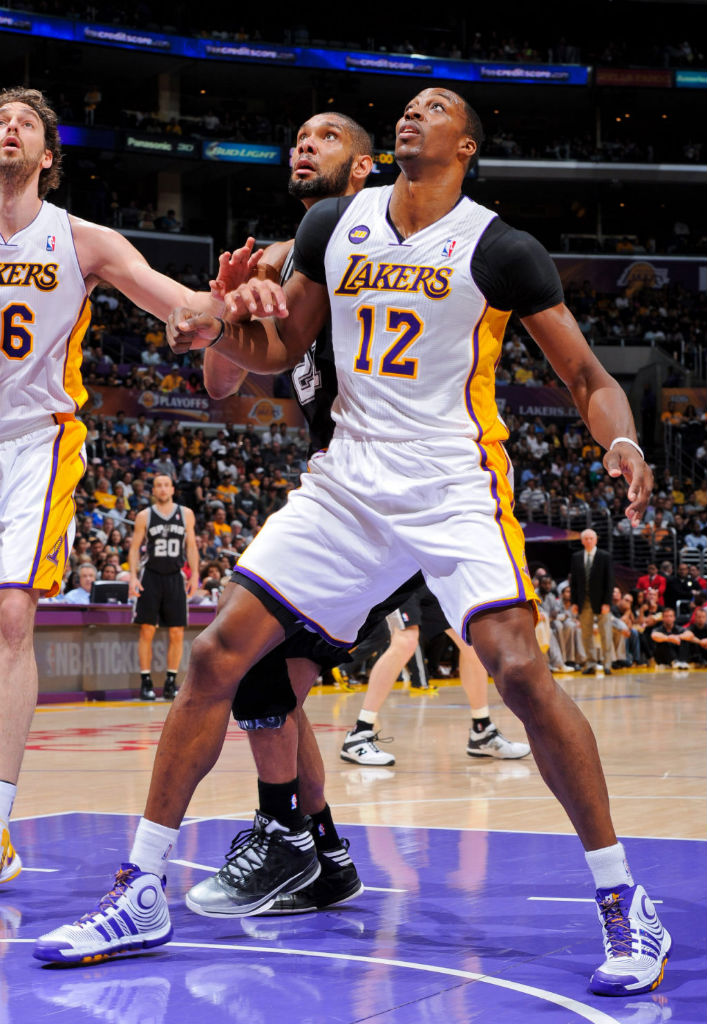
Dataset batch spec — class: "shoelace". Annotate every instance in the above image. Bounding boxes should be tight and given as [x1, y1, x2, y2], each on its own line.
[599, 892, 635, 955]
[369, 731, 394, 746]
[220, 826, 272, 884]
[78, 866, 136, 926]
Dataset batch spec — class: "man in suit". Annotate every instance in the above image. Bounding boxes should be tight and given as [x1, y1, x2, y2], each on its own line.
[570, 529, 614, 675]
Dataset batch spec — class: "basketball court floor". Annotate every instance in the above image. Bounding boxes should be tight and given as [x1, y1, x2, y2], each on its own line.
[2, 667, 705, 1023]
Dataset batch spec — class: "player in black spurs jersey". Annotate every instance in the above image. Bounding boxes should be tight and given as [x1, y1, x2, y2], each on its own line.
[130, 474, 199, 700]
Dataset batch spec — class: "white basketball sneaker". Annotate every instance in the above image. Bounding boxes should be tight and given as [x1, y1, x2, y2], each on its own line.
[590, 883, 671, 995]
[34, 863, 173, 964]
[340, 728, 395, 766]
[466, 724, 530, 759]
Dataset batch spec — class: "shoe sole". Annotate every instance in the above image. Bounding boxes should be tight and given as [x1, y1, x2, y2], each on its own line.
[589, 932, 672, 996]
[466, 748, 530, 760]
[259, 878, 365, 916]
[33, 925, 174, 964]
[185, 859, 322, 919]
[340, 752, 396, 766]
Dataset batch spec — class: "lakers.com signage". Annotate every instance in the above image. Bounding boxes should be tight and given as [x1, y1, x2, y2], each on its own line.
[202, 141, 281, 164]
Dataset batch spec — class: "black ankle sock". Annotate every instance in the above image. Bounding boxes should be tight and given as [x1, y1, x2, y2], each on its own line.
[354, 719, 373, 735]
[165, 671, 177, 687]
[309, 803, 341, 852]
[257, 778, 306, 830]
[472, 716, 492, 734]
[140, 672, 152, 685]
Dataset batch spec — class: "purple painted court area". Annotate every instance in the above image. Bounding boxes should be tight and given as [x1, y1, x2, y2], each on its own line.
[3, 814, 705, 1024]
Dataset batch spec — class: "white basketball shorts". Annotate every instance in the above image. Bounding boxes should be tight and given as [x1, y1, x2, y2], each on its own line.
[236, 434, 535, 646]
[0, 416, 87, 597]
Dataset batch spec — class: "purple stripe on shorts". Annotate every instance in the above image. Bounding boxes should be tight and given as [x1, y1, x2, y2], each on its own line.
[462, 594, 532, 640]
[28, 424, 65, 587]
[234, 566, 352, 648]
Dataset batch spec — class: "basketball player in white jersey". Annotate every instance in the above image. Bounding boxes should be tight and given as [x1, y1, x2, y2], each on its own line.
[38, 89, 670, 998]
[0, 87, 252, 886]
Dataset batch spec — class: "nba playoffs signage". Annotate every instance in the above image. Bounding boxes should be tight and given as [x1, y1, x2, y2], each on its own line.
[82, 385, 305, 429]
[202, 141, 281, 164]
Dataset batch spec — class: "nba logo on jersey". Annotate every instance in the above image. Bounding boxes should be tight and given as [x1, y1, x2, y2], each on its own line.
[441, 238, 456, 258]
[46, 235, 56, 251]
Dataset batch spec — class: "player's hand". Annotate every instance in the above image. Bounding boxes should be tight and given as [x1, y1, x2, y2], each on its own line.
[603, 443, 654, 525]
[167, 308, 222, 354]
[601, 603, 610, 615]
[223, 279, 288, 321]
[209, 238, 264, 300]
[129, 575, 143, 598]
[186, 575, 200, 599]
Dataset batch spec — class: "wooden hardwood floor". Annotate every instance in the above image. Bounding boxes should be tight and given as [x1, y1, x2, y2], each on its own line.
[17, 668, 706, 841]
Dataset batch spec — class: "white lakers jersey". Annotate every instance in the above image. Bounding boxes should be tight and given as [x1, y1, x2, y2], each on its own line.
[0, 201, 89, 440]
[323, 185, 510, 443]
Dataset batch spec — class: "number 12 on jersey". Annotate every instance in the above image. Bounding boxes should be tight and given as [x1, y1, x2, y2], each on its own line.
[354, 306, 423, 379]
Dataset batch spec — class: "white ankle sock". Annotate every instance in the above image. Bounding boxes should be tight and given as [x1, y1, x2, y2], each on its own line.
[585, 842, 634, 890]
[0, 781, 16, 823]
[129, 818, 180, 878]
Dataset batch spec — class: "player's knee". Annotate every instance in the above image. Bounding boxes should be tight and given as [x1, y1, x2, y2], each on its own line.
[492, 648, 552, 711]
[0, 592, 35, 650]
[392, 627, 419, 660]
[188, 631, 244, 697]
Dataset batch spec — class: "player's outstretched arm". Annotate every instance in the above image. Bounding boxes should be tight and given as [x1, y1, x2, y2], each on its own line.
[70, 217, 253, 323]
[521, 302, 653, 524]
[167, 270, 328, 375]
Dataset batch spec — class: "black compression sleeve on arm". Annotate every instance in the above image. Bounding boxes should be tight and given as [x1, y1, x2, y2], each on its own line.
[292, 195, 356, 283]
[472, 218, 564, 317]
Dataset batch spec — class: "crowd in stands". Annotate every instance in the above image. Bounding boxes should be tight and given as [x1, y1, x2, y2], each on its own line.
[51, 394, 707, 678]
[533, 564, 707, 672]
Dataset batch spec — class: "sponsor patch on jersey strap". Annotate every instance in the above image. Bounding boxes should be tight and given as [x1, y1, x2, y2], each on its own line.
[0, 262, 59, 290]
[334, 254, 453, 299]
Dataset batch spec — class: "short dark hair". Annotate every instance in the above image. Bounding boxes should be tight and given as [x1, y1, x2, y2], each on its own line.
[0, 87, 62, 196]
[327, 112, 374, 157]
[458, 95, 484, 171]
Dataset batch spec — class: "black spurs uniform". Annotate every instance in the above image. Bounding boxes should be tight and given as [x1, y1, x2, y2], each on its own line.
[134, 504, 188, 628]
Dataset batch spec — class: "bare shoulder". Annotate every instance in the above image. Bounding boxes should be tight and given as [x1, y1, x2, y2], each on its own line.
[133, 507, 150, 528]
[183, 506, 196, 528]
